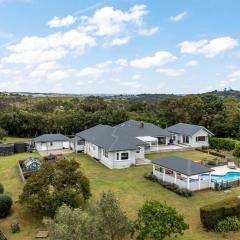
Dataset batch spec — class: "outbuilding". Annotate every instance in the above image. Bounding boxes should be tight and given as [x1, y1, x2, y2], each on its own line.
[33, 133, 70, 152]
[152, 156, 213, 191]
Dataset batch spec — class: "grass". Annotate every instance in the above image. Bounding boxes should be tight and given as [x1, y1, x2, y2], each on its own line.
[2, 137, 32, 144]
[1, 150, 240, 239]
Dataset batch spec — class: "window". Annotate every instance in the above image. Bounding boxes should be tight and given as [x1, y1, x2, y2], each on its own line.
[196, 136, 206, 142]
[116, 153, 119, 160]
[172, 135, 176, 141]
[136, 149, 140, 154]
[77, 140, 84, 145]
[50, 142, 53, 146]
[121, 152, 129, 160]
[103, 149, 108, 158]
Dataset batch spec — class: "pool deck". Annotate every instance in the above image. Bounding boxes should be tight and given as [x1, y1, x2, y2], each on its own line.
[211, 165, 240, 176]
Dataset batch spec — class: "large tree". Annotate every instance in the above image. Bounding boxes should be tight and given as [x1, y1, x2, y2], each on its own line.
[47, 191, 131, 240]
[20, 159, 91, 217]
[133, 200, 189, 240]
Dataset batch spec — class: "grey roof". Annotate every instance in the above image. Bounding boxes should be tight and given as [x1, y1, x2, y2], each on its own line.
[152, 156, 213, 176]
[77, 124, 147, 152]
[166, 123, 213, 136]
[33, 133, 70, 143]
[116, 120, 172, 137]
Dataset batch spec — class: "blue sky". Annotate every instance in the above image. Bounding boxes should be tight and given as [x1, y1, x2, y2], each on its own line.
[0, 0, 240, 94]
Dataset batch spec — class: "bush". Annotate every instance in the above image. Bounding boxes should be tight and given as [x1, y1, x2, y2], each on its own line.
[0, 194, 13, 218]
[207, 160, 217, 166]
[209, 137, 237, 151]
[200, 197, 240, 230]
[214, 216, 240, 233]
[144, 173, 192, 197]
[11, 223, 20, 233]
[0, 183, 4, 194]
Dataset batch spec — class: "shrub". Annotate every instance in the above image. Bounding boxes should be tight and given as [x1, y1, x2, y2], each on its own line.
[11, 223, 20, 233]
[209, 137, 237, 151]
[0, 194, 13, 218]
[207, 160, 217, 166]
[133, 200, 189, 240]
[0, 183, 4, 194]
[200, 197, 240, 230]
[214, 216, 240, 233]
[144, 172, 192, 197]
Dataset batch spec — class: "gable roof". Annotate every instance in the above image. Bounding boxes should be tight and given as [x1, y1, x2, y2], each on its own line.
[77, 124, 146, 152]
[116, 120, 172, 137]
[33, 133, 70, 143]
[166, 123, 213, 136]
[152, 156, 213, 176]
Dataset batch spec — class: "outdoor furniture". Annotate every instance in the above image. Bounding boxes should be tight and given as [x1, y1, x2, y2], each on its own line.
[228, 161, 237, 169]
[35, 231, 49, 238]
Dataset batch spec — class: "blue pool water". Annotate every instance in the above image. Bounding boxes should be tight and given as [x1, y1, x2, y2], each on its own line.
[201, 172, 240, 183]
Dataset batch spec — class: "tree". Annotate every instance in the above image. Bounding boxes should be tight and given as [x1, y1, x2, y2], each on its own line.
[46, 191, 131, 240]
[20, 159, 91, 217]
[233, 143, 240, 167]
[96, 191, 131, 240]
[0, 127, 7, 141]
[46, 204, 103, 240]
[133, 200, 189, 240]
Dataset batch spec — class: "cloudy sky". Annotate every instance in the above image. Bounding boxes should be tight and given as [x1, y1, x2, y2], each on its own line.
[0, 0, 240, 94]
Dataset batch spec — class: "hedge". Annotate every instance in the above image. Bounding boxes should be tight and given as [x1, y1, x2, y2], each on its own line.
[209, 137, 238, 151]
[144, 173, 192, 197]
[214, 216, 240, 233]
[200, 197, 240, 230]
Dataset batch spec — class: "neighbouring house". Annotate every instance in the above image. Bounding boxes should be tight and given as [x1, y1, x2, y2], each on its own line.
[33, 133, 70, 152]
[152, 156, 213, 191]
[166, 123, 213, 148]
[75, 120, 172, 169]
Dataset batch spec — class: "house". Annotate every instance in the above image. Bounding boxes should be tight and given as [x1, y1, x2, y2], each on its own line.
[75, 120, 172, 169]
[152, 156, 213, 191]
[70, 135, 85, 152]
[166, 123, 213, 148]
[33, 133, 70, 152]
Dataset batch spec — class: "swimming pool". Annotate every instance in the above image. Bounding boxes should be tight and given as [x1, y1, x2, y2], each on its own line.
[201, 172, 240, 183]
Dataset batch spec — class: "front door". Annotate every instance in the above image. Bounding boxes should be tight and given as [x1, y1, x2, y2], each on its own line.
[41, 143, 47, 151]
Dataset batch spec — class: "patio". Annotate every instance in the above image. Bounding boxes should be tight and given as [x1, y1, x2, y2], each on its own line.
[152, 156, 213, 191]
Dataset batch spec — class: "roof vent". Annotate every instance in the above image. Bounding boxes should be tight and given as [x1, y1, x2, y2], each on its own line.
[139, 121, 144, 128]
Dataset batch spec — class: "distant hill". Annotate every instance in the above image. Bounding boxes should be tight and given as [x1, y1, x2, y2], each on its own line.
[201, 89, 240, 99]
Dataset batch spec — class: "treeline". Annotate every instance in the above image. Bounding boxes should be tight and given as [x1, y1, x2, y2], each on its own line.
[0, 94, 240, 139]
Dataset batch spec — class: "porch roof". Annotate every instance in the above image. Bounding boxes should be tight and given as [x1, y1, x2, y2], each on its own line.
[136, 136, 158, 142]
[152, 156, 213, 176]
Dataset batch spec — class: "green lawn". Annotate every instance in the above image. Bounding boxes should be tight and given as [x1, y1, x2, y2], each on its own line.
[1, 150, 240, 239]
[3, 137, 32, 144]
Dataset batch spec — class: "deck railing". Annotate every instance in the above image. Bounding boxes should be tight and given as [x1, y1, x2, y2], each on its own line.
[213, 178, 240, 191]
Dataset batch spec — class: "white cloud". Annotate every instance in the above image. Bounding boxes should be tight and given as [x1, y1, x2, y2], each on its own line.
[138, 27, 159, 36]
[178, 37, 238, 57]
[80, 4, 148, 37]
[185, 60, 198, 67]
[48, 15, 76, 28]
[132, 74, 141, 80]
[106, 37, 130, 47]
[3, 30, 96, 65]
[220, 70, 240, 88]
[115, 58, 128, 67]
[170, 11, 187, 22]
[130, 51, 176, 69]
[156, 68, 184, 77]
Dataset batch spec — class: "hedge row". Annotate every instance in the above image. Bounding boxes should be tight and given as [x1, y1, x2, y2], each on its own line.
[200, 196, 240, 230]
[144, 172, 192, 197]
[196, 148, 226, 158]
[209, 137, 238, 151]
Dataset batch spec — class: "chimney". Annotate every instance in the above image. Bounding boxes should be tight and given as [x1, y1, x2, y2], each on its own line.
[139, 121, 144, 128]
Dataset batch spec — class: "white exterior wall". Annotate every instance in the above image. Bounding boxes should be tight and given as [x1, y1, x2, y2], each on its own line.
[35, 141, 70, 151]
[190, 129, 209, 148]
[84, 140, 137, 169]
[135, 146, 145, 159]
